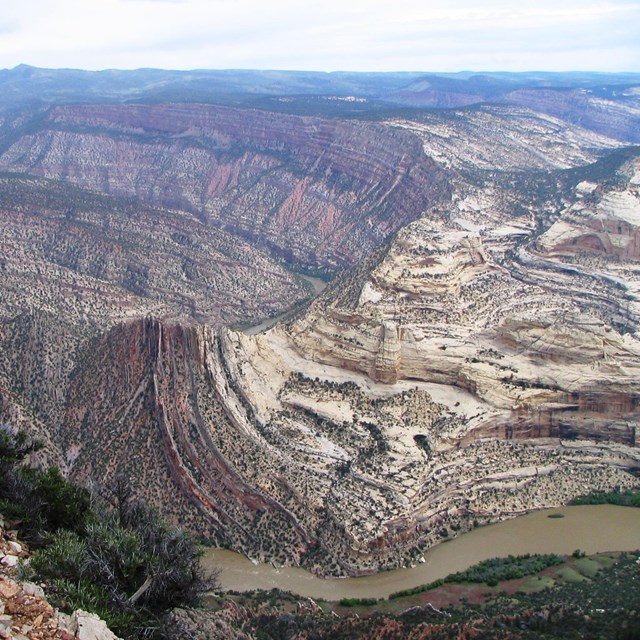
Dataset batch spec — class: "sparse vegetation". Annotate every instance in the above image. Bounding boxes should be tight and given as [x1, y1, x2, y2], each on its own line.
[338, 597, 379, 607]
[389, 553, 563, 598]
[570, 487, 640, 507]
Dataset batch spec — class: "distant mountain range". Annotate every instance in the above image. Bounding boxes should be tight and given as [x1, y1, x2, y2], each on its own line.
[1, 65, 639, 139]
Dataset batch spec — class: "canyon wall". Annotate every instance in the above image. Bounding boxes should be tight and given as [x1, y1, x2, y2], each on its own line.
[0, 97, 638, 576]
[0, 104, 452, 270]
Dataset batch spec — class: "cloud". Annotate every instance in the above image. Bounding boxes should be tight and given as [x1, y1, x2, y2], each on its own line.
[0, 0, 638, 71]
[0, 23, 19, 36]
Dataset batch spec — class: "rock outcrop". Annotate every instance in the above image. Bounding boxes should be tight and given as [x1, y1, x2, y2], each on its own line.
[0, 104, 452, 270]
[0, 517, 121, 640]
[282, 156, 640, 449]
[0, 94, 638, 577]
[386, 80, 640, 144]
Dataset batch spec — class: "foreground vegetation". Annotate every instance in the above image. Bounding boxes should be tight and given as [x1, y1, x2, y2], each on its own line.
[0, 425, 214, 639]
[2, 425, 639, 639]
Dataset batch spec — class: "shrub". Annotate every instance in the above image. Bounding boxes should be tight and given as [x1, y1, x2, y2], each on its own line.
[389, 554, 563, 598]
[28, 529, 90, 581]
[0, 466, 90, 546]
[446, 553, 563, 585]
[2, 428, 215, 639]
[48, 578, 136, 634]
[27, 488, 216, 638]
[339, 597, 378, 607]
[0, 425, 40, 466]
[570, 488, 640, 508]
[24, 467, 91, 534]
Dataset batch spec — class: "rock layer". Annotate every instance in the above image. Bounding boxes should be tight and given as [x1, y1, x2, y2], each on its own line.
[0, 104, 452, 270]
[0, 99, 638, 576]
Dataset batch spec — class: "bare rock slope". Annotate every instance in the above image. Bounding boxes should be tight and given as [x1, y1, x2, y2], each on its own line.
[0, 100, 638, 576]
[0, 104, 452, 270]
[44, 152, 640, 577]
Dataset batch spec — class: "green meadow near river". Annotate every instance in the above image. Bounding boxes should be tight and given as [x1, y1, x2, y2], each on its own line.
[203, 505, 640, 601]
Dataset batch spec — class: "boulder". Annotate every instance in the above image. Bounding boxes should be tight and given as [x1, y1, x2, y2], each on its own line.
[63, 610, 123, 640]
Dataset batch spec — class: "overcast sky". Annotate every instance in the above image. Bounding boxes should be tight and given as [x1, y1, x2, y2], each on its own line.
[0, 0, 638, 72]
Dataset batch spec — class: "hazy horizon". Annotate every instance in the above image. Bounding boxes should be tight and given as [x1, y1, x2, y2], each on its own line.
[5, 64, 640, 75]
[1, 1, 638, 74]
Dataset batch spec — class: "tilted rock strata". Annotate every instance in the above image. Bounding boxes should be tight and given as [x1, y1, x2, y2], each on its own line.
[7, 161, 640, 576]
[497, 88, 640, 143]
[44, 315, 639, 576]
[386, 84, 640, 143]
[387, 105, 623, 173]
[0, 105, 639, 577]
[0, 104, 452, 269]
[60, 319, 321, 562]
[161, 152, 640, 573]
[283, 156, 640, 443]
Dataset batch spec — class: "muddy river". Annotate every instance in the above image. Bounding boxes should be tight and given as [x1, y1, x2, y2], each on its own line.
[243, 274, 327, 335]
[203, 505, 640, 600]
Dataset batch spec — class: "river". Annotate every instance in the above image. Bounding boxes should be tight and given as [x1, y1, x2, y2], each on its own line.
[243, 274, 327, 335]
[203, 505, 640, 600]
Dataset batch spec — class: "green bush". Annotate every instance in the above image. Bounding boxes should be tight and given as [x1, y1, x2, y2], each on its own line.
[338, 597, 378, 607]
[570, 488, 640, 507]
[25, 467, 91, 534]
[0, 466, 90, 545]
[1, 428, 215, 639]
[28, 529, 90, 581]
[26, 488, 215, 639]
[0, 426, 40, 466]
[389, 554, 563, 599]
[0, 425, 88, 544]
[389, 579, 444, 599]
[53, 578, 136, 633]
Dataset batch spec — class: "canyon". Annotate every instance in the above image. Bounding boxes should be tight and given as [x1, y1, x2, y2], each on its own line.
[0, 103, 451, 271]
[0, 68, 638, 577]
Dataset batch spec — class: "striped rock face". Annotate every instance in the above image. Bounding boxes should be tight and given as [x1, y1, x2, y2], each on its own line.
[0, 95, 638, 577]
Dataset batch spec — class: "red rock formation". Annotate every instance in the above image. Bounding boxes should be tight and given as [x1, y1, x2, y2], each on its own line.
[59, 318, 318, 566]
[0, 104, 452, 269]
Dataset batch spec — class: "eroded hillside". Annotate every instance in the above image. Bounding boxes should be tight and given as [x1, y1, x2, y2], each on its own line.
[0, 174, 308, 327]
[0, 104, 452, 271]
[189, 151, 640, 573]
[0, 93, 638, 576]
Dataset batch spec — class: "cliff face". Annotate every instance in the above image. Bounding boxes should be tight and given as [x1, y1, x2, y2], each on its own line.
[497, 89, 640, 143]
[0, 104, 452, 270]
[1, 95, 639, 577]
[283, 156, 640, 446]
[41, 154, 639, 577]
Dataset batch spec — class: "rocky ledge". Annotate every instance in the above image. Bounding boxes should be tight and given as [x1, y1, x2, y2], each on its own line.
[0, 517, 120, 640]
